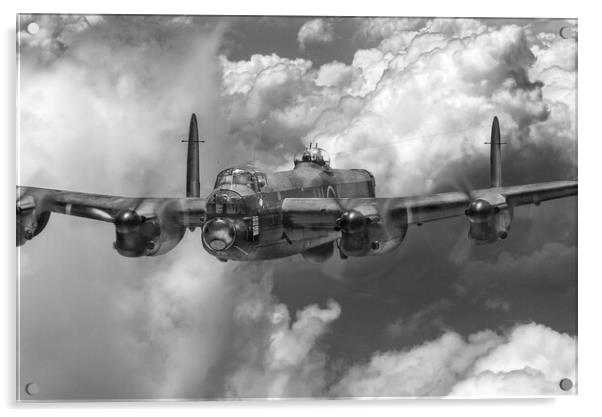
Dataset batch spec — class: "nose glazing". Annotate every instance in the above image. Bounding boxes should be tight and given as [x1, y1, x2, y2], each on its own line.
[202, 218, 236, 251]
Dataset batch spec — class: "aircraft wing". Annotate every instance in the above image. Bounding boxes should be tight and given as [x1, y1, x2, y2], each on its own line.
[282, 180, 577, 230]
[492, 180, 577, 207]
[282, 192, 470, 229]
[16, 186, 206, 246]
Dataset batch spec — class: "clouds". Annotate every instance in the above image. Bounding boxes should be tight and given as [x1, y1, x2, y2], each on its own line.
[357, 17, 427, 42]
[137, 257, 341, 399]
[17, 15, 237, 400]
[18, 15, 104, 62]
[221, 19, 577, 197]
[297, 19, 335, 50]
[333, 323, 576, 397]
[386, 299, 451, 340]
[332, 330, 501, 397]
[138, 243, 235, 398]
[19, 16, 227, 196]
[225, 298, 341, 398]
[449, 323, 577, 396]
[220, 52, 341, 168]
[455, 242, 577, 296]
[323, 24, 559, 195]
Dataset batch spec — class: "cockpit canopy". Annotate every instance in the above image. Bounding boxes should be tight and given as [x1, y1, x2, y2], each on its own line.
[214, 168, 267, 192]
[294, 146, 331, 168]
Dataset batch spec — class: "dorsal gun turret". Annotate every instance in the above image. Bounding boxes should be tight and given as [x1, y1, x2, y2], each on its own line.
[294, 143, 331, 169]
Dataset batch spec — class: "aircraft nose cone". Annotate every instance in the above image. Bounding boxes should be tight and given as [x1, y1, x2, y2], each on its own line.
[202, 218, 236, 251]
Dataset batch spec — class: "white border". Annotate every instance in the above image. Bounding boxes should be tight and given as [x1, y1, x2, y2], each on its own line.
[2, 1, 597, 416]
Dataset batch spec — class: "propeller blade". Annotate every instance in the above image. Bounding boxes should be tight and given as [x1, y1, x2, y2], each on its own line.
[441, 170, 477, 262]
[448, 226, 474, 265]
[320, 246, 350, 281]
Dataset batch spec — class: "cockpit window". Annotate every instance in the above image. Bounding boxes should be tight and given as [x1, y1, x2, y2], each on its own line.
[294, 147, 331, 168]
[215, 168, 266, 191]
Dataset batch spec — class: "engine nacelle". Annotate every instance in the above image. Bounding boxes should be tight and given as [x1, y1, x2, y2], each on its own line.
[17, 194, 51, 247]
[113, 208, 185, 257]
[340, 222, 407, 257]
[466, 196, 513, 244]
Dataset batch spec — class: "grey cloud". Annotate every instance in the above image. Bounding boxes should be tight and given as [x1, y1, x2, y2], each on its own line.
[297, 19, 335, 50]
[224, 298, 341, 398]
[386, 299, 451, 339]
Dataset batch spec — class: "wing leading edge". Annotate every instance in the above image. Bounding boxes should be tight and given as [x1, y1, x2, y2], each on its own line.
[17, 186, 206, 225]
[16, 186, 206, 250]
[282, 180, 577, 230]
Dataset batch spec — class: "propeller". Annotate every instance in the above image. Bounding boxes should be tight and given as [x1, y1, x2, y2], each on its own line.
[321, 192, 403, 280]
[329, 196, 353, 260]
[330, 194, 374, 260]
[444, 170, 478, 265]
[112, 196, 184, 256]
[114, 206, 163, 238]
[110, 113, 203, 255]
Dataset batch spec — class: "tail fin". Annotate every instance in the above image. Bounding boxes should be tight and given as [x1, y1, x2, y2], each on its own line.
[186, 114, 200, 198]
[490, 116, 502, 188]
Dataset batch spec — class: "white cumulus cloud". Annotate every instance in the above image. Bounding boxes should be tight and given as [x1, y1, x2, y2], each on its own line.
[221, 20, 577, 196]
[225, 298, 341, 398]
[332, 322, 576, 397]
[297, 18, 335, 50]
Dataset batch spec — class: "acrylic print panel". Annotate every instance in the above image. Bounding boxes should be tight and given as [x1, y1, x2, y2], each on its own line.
[16, 15, 578, 400]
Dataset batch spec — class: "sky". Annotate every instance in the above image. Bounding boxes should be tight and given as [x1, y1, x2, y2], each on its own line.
[17, 14, 577, 400]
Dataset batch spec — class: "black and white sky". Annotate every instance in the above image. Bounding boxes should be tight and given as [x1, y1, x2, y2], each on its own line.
[17, 15, 577, 400]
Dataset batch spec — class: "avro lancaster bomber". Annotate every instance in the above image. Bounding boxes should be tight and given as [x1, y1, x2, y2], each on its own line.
[17, 115, 577, 262]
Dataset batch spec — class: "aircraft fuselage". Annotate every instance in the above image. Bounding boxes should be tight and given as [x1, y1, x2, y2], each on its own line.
[201, 162, 375, 261]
